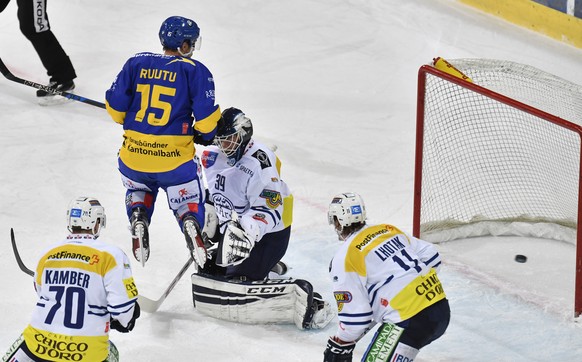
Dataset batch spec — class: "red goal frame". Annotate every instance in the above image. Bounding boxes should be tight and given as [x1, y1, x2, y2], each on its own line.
[412, 64, 582, 318]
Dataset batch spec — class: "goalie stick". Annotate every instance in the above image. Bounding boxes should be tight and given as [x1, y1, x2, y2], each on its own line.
[10, 228, 193, 313]
[0, 57, 106, 109]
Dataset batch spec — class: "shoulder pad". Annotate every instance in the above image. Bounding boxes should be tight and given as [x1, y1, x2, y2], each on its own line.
[252, 149, 272, 169]
[201, 150, 219, 168]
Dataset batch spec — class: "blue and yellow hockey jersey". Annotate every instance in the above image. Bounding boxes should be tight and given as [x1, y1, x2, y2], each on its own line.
[105, 52, 221, 173]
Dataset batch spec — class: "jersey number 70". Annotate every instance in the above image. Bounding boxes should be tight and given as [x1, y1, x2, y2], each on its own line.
[45, 286, 86, 329]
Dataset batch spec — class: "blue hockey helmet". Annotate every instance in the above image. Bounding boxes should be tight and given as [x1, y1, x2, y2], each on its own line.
[214, 107, 253, 165]
[159, 16, 200, 50]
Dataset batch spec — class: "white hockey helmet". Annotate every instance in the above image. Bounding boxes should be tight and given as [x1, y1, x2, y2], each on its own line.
[66, 197, 106, 236]
[327, 192, 366, 228]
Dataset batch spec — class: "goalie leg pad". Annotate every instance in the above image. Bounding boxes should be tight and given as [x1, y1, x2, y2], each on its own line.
[191, 273, 333, 329]
[192, 273, 298, 325]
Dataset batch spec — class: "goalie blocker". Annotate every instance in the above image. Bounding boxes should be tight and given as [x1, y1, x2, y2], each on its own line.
[191, 272, 334, 329]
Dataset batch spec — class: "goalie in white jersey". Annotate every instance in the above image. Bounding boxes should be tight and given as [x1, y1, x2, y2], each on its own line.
[191, 108, 334, 330]
[200, 107, 293, 280]
[323, 193, 450, 362]
[10, 197, 140, 362]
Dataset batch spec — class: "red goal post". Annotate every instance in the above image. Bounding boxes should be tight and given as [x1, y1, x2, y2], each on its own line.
[412, 58, 582, 318]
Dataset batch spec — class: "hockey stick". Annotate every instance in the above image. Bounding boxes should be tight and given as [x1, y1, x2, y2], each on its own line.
[361, 323, 404, 361]
[0, 57, 106, 109]
[138, 256, 195, 313]
[10, 228, 34, 277]
[1, 334, 24, 362]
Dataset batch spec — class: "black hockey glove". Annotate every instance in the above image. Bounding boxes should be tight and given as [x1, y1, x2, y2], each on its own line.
[110, 302, 141, 333]
[323, 337, 355, 362]
[194, 130, 215, 146]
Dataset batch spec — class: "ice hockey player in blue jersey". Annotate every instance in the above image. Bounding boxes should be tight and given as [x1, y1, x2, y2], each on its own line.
[323, 192, 450, 362]
[105, 16, 221, 268]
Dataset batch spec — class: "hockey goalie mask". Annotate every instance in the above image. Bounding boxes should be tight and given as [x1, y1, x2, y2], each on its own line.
[66, 197, 106, 237]
[214, 107, 253, 166]
[328, 193, 366, 237]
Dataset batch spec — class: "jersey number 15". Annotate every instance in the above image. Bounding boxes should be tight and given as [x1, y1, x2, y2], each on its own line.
[135, 84, 176, 126]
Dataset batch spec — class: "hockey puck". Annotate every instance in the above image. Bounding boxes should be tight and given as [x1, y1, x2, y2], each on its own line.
[514, 254, 527, 263]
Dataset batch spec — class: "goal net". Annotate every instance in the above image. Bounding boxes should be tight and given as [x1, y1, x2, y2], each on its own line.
[413, 58, 582, 317]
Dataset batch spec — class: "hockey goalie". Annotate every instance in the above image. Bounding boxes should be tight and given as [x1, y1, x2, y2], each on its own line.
[191, 107, 334, 330]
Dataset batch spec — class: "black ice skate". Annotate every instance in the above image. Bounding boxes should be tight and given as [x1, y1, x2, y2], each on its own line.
[37, 80, 75, 106]
[307, 292, 334, 329]
[270, 261, 288, 276]
[130, 208, 150, 266]
[182, 216, 207, 269]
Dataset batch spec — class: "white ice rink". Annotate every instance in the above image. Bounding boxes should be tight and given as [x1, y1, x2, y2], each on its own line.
[1, 0, 582, 360]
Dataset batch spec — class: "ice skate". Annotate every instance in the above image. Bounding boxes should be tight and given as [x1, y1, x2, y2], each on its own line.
[37, 80, 75, 106]
[308, 292, 334, 329]
[182, 216, 207, 268]
[130, 208, 149, 266]
[270, 261, 288, 276]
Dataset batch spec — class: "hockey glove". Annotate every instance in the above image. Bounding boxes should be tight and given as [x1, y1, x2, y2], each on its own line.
[194, 130, 215, 146]
[110, 302, 140, 333]
[216, 221, 254, 266]
[323, 337, 356, 362]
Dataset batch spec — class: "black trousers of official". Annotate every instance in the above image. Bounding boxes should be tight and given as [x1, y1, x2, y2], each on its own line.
[16, 0, 76, 83]
[0, 0, 10, 13]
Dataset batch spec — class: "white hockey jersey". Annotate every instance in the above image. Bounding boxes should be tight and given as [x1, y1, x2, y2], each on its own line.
[201, 140, 293, 241]
[329, 224, 445, 343]
[23, 234, 138, 362]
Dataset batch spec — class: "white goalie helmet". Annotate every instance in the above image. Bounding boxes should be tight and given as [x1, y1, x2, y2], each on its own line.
[66, 197, 106, 236]
[327, 192, 366, 227]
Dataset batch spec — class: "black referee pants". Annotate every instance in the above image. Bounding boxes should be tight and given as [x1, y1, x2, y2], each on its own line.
[16, 0, 76, 82]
